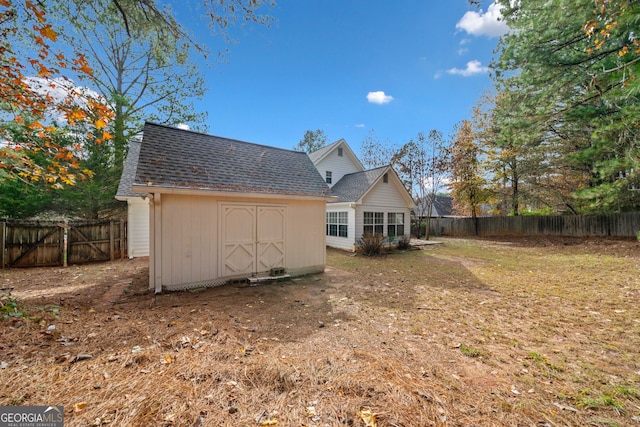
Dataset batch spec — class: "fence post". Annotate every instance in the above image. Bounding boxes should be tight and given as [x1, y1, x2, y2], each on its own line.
[1, 220, 5, 269]
[120, 219, 125, 260]
[109, 221, 115, 261]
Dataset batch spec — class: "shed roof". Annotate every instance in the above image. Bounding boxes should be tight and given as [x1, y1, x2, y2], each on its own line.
[116, 139, 145, 199]
[134, 122, 331, 198]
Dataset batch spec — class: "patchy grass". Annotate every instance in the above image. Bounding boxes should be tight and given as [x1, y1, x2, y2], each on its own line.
[0, 236, 639, 426]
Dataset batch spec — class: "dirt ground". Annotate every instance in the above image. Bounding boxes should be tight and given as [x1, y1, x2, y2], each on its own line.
[1, 236, 639, 426]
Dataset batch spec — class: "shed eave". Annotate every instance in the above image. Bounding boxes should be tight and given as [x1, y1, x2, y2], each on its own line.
[132, 184, 337, 201]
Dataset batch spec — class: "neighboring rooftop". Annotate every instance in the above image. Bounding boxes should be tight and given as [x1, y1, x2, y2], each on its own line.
[133, 122, 331, 198]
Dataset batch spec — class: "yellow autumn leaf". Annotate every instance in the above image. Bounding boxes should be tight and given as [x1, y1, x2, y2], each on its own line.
[95, 119, 107, 129]
[261, 419, 278, 426]
[38, 24, 57, 42]
[102, 131, 113, 140]
[357, 407, 377, 427]
[74, 402, 87, 412]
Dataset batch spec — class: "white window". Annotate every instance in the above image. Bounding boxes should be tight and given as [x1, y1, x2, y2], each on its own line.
[383, 173, 388, 183]
[338, 147, 343, 157]
[326, 171, 332, 184]
[326, 211, 348, 237]
[387, 213, 405, 238]
[363, 212, 384, 235]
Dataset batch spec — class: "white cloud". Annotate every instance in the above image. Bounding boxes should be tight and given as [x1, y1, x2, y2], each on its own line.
[176, 123, 191, 130]
[355, 123, 365, 128]
[456, 1, 509, 37]
[447, 60, 489, 77]
[24, 76, 107, 123]
[366, 91, 394, 105]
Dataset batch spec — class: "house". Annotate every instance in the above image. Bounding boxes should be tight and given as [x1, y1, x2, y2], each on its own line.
[413, 195, 454, 219]
[115, 139, 150, 258]
[131, 122, 333, 293]
[309, 139, 415, 251]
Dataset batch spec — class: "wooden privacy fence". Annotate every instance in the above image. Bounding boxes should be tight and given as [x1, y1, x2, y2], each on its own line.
[1, 219, 127, 268]
[428, 212, 640, 238]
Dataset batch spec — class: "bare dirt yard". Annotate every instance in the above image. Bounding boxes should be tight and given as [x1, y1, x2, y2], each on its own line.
[1, 237, 639, 427]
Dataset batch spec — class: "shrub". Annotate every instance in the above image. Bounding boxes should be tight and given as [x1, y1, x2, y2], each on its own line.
[356, 232, 387, 256]
[396, 234, 411, 250]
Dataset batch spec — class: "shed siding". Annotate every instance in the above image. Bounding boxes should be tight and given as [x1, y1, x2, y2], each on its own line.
[127, 198, 150, 258]
[156, 193, 326, 290]
[161, 195, 218, 287]
[314, 146, 363, 188]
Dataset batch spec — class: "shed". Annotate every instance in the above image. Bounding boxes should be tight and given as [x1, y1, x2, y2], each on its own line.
[132, 123, 333, 293]
[115, 139, 150, 258]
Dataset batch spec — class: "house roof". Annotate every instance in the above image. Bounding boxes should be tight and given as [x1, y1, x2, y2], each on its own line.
[116, 139, 145, 199]
[133, 122, 331, 198]
[414, 195, 454, 217]
[329, 166, 388, 202]
[308, 139, 365, 171]
[308, 139, 341, 164]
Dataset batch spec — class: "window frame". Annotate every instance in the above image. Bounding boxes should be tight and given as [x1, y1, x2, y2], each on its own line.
[326, 171, 332, 184]
[387, 212, 405, 238]
[326, 211, 348, 237]
[363, 211, 384, 235]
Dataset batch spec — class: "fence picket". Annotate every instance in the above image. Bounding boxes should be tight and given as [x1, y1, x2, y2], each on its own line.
[426, 212, 640, 238]
[1, 220, 127, 268]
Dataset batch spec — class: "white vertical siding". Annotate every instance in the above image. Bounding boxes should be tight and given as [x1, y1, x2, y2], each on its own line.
[314, 143, 363, 187]
[127, 198, 150, 258]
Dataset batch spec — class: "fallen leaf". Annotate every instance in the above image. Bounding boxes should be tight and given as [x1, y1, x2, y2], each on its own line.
[74, 402, 87, 412]
[357, 406, 377, 427]
[261, 419, 278, 426]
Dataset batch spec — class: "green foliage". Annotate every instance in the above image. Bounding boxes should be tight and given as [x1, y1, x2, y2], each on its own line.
[356, 232, 387, 256]
[294, 129, 328, 153]
[487, 0, 640, 214]
[460, 345, 480, 358]
[1, 293, 29, 320]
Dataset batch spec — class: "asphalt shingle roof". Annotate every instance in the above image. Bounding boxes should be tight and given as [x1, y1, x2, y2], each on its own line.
[308, 140, 342, 164]
[134, 123, 331, 198]
[116, 139, 145, 198]
[329, 166, 388, 203]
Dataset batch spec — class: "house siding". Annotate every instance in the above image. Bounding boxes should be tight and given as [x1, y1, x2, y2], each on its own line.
[153, 193, 326, 290]
[325, 203, 356, 251]
[355, 180, 411, 242]
[314, 145, 363, 188]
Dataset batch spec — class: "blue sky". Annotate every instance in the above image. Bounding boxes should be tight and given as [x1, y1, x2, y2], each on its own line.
[186, 1, 509, 155]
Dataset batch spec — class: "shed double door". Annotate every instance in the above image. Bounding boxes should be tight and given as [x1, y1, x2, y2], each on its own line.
[221, 204, 285, 277]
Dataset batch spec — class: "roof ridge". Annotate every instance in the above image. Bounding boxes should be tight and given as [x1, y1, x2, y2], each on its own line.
[144, 122, 307, 156]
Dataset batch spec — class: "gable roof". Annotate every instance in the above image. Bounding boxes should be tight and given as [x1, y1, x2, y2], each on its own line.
[133, 122, 331, 198]
[329, 166, 388, 203]
[414, 195, 454, 217]
[308, 138, 365, 171]
[116, 139, 145, 199]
